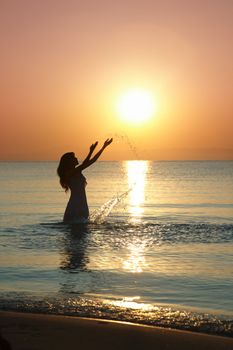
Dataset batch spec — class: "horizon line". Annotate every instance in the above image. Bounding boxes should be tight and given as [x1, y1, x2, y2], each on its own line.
[0, 159, 233, 162]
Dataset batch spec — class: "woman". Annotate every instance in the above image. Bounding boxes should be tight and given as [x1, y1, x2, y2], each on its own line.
[57, 138, 113, 223]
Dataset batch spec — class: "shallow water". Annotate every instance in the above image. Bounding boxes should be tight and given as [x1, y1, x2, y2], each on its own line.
[0, 161, 233, 336]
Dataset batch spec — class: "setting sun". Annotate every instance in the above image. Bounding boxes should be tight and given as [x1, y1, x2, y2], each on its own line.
[117, 89, 155, 123]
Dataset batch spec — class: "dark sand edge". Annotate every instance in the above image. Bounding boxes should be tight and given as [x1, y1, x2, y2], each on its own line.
[0, 311, 232, 350]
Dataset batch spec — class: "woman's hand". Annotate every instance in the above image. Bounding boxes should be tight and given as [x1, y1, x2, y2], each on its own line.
[90, 141, 98, 153]
[78, 138, 113, 171]
[103, 138, 113, 149]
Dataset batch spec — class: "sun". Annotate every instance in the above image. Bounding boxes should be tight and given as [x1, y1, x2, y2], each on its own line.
[117, 89, 155, 123]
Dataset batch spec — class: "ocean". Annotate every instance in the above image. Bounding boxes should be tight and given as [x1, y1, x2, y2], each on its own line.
[0, 160, 233, 336]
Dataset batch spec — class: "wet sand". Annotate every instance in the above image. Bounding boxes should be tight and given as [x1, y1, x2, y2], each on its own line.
[0, 311, 232, 350]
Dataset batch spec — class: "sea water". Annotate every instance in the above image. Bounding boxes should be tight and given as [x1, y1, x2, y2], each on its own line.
[0, 161, 233, 336]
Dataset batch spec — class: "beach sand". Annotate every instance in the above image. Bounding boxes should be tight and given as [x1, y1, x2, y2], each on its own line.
[0, 311, 232, 350]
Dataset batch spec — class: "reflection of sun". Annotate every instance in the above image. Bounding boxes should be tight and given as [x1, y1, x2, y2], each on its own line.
[126, 161, 148, 219]
[104, 296, 154, 311]
[117, 89, 155, 123]
[123, 242, 146, 273]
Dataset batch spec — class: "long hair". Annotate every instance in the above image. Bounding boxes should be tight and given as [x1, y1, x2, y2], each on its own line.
[57, 152, 74, 192]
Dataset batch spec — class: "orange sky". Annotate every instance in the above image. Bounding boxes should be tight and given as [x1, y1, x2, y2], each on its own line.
[1, 0, 233, 160]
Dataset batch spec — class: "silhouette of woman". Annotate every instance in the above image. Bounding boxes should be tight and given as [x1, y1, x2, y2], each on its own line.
[57, 138, 113, 223]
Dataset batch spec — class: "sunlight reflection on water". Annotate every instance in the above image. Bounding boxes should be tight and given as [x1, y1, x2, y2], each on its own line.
[126, 161, 149, 220]
[104, 296, 155, 311]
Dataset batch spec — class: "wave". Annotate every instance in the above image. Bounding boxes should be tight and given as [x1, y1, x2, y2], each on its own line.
[0, 292, 232, 337]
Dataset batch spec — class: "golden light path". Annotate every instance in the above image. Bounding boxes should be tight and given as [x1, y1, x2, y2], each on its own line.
[105, 162, 153, 311]
[123, 161, 149, 273]
[117, 89, 155, 123]
[126, 160, 149, 219]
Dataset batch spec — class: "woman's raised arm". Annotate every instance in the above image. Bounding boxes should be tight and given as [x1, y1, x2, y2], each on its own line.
[78, 138, 113, 171]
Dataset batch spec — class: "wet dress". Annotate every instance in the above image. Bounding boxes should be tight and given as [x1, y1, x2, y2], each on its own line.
[63, 170, 89, 223]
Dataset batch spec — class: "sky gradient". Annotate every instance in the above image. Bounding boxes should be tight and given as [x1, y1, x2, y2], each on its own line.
[1, 0, 233, 160]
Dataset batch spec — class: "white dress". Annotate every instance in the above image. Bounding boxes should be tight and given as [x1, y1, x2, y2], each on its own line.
[63, 171, 89, 223]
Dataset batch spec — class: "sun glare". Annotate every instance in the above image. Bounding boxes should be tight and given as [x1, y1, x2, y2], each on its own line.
[117, 89, 155, 123]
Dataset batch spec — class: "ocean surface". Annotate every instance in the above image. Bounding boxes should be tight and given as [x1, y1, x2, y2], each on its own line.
[0, 160, 233, 337]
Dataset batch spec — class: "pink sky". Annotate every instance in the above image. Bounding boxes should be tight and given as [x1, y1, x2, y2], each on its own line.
[1, 0, 233, 160]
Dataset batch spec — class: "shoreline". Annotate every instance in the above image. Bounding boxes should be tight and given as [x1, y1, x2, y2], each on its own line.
[0, 311, 233, 350]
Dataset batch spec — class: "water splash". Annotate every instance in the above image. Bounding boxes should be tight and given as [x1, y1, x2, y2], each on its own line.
[110, 132, 140, 159]
[90, 133, 142, 223]
[89, 188, 131, 224]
